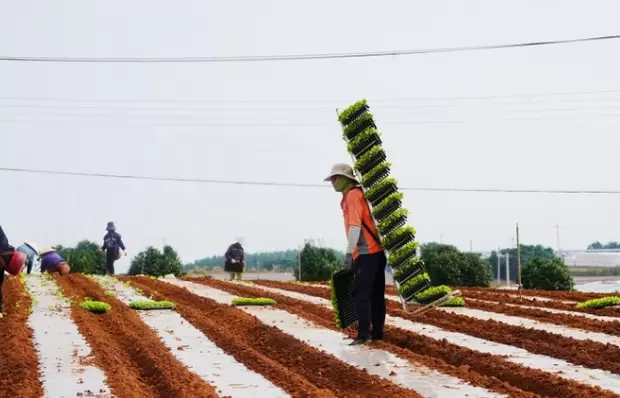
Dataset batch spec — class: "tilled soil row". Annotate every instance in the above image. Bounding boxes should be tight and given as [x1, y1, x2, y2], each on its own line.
[0, 276, 44, 397]
[121, 276, 422, 398]
[455, 286, 612, 303]
[457, 288, 620, 317]
[54, 274, 219, 398]
[190, 278, 619, 398]
[460, 290, 620, 332]
[251, 279, 620, 378]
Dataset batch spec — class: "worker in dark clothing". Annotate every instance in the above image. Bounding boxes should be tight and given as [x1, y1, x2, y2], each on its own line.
[224, 241, 245, 281]
[0, 226, 27, 317]
[16, 242, 40, 274]
[325, 163, 387, 345]
[0, 225, 10, 317]
[99, 222, 126, 275]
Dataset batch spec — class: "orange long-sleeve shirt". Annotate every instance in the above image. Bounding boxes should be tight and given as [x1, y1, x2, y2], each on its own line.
[341, 187, 383, 259]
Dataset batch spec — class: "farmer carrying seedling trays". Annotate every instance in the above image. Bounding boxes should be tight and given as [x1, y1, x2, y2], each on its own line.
[0, 225, 28, 318]
[325, 163, 387, 345]
[224, 240, 246, 281]
[99, 221, 127, 275]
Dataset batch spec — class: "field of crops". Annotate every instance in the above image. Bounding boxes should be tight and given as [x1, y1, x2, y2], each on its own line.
[3, 274, 620, 398]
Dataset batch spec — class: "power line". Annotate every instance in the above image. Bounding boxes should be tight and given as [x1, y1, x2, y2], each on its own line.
[1, 166, 619, 195]
[1, 34, 619, 63]
[2, 88, 620, 105]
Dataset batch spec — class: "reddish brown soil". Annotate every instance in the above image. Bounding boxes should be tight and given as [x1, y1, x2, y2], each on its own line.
[0, 276, 44, 397]
[188, 278, 620, 398]
[456, 286, 614, 302]
[460, 290, 620, 332]
[121, 276, 422, 398]
[250, 280, 620, 386]
[54, 274, 219, 398]
[458, 288, 620, 317]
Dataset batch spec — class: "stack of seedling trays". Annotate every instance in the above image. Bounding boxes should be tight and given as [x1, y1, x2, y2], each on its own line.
[333, 98, 461, 320]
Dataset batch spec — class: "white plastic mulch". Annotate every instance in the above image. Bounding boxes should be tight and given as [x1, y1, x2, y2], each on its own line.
[240, 282, 620, 394]
[163, 278, 505, 398]
[92, 275, 289, 398]
[24, 274, 112, 398]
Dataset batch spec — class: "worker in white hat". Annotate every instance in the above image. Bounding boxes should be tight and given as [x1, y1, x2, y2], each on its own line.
[324, 163, 387, 345]
[16, 242, 40, 274]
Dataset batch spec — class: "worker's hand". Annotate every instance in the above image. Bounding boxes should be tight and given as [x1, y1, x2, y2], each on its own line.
[343, 253, 353, 270]
[231, 259, 237, 263]
[123, 251, 128, 256]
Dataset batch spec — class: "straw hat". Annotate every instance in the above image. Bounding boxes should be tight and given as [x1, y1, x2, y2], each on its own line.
[24, 241, 40, 256]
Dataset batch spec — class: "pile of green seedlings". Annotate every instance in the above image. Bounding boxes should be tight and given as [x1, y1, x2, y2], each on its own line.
[129, 300, 176, 310]
[231, 297, 276, 306]
[577, 296, 620, 309]
[80, 300, 111, 314]
[337, 99, 463, 309]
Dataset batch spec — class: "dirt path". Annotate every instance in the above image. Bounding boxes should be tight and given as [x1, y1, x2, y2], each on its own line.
[0, 276, 44, 397]
[121, 276, 423, 398]
[54, 274, 219, 398]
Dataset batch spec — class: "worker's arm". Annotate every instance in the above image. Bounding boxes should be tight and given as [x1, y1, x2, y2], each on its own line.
[343, 190, 364, 269]
[0, 225, 9, 251]
[117, 233, 126, 251]
[224, 245, 234, 261]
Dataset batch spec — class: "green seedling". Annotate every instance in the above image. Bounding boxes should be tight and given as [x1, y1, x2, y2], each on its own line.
[128, 300, 175, 310]
[576, 296, 620, 309]
[231, 297, 276, 306]
[80, 300, 111, 314]
[440, 297, 465, 307]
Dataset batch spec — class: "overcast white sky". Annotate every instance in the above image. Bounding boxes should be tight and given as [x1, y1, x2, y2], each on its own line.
[1, 0, 620, 272]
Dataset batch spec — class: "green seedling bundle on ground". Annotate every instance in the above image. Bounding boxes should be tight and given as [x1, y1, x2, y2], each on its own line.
[231, 297, 276, 306]
[80, 300, 111, 314]
[576, 296, 620, 309]
[336, 98, 461, 310]
[129, 300, 176, 310]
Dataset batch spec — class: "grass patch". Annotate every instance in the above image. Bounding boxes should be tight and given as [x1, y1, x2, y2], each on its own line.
[80, 300, 111, 314]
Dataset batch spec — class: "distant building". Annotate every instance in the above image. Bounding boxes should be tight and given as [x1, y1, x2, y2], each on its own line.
[556, 250, 620, 267]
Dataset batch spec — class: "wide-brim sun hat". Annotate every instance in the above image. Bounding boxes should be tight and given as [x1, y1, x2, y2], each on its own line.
[24, 241, 40, 256]
[323, 163, 359, 183]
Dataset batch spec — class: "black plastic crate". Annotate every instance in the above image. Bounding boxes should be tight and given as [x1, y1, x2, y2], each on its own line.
[331, 269, 358, 329]
[361, 166, 391, 190]
[350, 132, 382, 158]
[373, 199, 402, 222]
[341, 105, 370, 128]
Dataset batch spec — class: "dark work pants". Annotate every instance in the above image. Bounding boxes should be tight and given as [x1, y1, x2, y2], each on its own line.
[352, 251, 387, 339]
[106, 251, 117, 275]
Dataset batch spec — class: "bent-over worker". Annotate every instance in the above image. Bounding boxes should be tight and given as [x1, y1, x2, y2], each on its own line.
[325, 163, 387, 345]
[16, 242, 40, 274]
[39, 248, 71, 275]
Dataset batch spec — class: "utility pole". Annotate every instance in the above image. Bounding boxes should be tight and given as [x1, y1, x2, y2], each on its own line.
[516, 223, 522, 299]
[256, 260, 260, 280]
[555, 224, 562, 256]
[469, 240, 473, 253]
[440, 233, 443, 244]
[496, 247, 501, 283]
[506, 252, 510, 286]
[298, 246, 302, 282]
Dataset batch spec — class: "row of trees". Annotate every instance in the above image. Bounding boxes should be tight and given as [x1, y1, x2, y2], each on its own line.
[55, 240, 184, 277]
[185, 247, 345, 271]
[294, 241, 573, 291]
